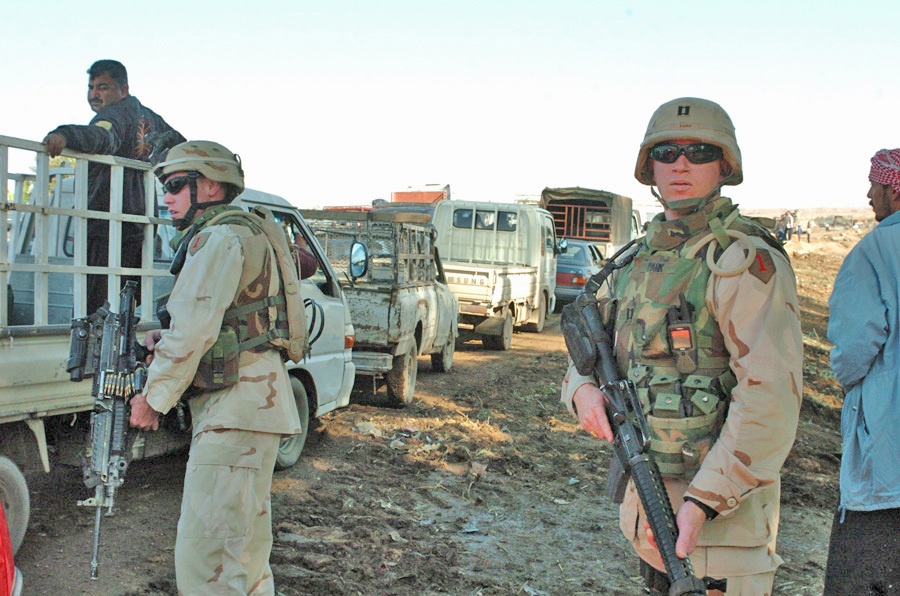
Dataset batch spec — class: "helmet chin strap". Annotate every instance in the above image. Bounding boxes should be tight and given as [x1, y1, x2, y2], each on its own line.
[651, 182, 725, 215]
[171, 177, 231, 230]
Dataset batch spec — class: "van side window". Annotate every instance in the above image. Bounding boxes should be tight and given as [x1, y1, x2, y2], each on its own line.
[475, 210, 495, 230]
[498, 211, 517, 232]
[452, 209, 473, 229]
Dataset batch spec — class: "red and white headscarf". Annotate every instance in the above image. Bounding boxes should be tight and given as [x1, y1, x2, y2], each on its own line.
[869, 149, 900, 192]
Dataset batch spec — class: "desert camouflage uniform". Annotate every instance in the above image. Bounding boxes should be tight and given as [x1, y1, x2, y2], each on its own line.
[143, 205, 301, 595]
[561, 198, 802, 592]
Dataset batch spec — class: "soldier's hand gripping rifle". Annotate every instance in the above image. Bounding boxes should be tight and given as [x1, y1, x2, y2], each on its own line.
[67, 280, 149, 580]
[560, 241, 707, 596]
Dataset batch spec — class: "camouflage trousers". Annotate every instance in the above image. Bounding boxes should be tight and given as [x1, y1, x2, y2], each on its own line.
[175, 428, 281, 595]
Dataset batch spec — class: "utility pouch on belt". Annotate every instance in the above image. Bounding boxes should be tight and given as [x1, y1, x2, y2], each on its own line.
[192, 325, 240, 390]
[667, 292, 698, 374]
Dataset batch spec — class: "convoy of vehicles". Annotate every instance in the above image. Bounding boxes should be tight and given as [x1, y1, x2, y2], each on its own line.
[430, 200, 559, 350]
[301, 208, 458, 407]
[0, 134, 356, 549]
[2, 130, 640, 572]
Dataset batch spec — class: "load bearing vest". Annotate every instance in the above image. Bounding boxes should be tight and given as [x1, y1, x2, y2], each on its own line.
[610, 212, 774, 479]
[174, 206, 309, 390]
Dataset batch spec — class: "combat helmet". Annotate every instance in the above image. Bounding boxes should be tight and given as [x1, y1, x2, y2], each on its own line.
[154, 140, 244, 229]
[154, 140, 245, 193]
[634, 97, 742, 187]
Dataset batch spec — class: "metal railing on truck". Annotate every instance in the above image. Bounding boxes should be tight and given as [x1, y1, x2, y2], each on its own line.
[301, 209, 438, 286]
[1, 134, 172, 333]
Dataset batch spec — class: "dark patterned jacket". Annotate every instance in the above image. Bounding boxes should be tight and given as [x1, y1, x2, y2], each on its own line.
[47, 96, 185, 237]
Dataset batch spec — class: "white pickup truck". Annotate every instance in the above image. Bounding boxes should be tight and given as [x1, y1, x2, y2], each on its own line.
[301, 208, 458, 407]
[431, 200, 560, 350]
[0, 134, 356, 553]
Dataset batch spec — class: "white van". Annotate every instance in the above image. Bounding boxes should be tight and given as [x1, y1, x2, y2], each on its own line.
[431, 200, 560, 350]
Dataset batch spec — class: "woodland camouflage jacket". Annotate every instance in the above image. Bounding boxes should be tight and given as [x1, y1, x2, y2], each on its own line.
[561, 198, 802, 576]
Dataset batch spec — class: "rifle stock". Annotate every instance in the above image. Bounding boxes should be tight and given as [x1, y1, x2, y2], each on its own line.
[561, 242, 707, 596]
[67, 281, 147, 579]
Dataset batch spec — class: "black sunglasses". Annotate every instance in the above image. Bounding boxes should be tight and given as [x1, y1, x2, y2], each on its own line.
[649, 143, 723, 164]
[162, 172, 202, 195]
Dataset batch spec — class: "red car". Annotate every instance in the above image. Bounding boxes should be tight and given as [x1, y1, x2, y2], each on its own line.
[0, 502, 22, 596]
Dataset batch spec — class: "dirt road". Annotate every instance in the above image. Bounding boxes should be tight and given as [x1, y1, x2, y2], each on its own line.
[15, 235, 850, 595]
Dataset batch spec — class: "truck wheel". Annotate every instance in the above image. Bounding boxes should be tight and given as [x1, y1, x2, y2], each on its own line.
[483, 310, 513, 351]
[524, 295, 546, 333]
[387, 341, 418, 407]
[275, 376, 311, 470]
[431, 336, 455, 372]
[0, 456, 29, 554]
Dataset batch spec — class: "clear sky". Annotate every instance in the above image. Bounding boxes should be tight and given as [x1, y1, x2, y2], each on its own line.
[3, 0, 897, 213]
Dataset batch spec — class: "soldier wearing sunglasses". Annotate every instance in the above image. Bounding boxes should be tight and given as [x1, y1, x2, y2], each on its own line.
[130, 140, 303, 595]
[561, 98, 802, 594]
[43, 59, 185, 314]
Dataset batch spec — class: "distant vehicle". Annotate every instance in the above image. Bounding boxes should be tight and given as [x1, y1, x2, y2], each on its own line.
[540, 186, 639, 260]
[554, 239, 603, 311]
[0, 470, 23, 596]
[301, 208, 458, 407]
[824, 215, 849, 231]
[431, 200, 560, 350]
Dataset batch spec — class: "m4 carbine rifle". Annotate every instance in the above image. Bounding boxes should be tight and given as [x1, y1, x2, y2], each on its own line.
[67, 281, 148, 580]
[560, 241, 707, 596]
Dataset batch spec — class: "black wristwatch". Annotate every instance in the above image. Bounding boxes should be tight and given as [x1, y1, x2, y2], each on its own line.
[684, 496, 719, 520]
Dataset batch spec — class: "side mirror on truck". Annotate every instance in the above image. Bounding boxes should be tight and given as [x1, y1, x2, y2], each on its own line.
[350, 242, 369, 279]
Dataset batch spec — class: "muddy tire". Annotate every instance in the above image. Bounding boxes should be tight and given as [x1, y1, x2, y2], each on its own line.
[275, 376, 310, 470]
[483, 310, 513, 351]
[0, 456, 29, 554]
[524, 294, 546, 333]
[387, 341, 418, 407]
[431, 336, 455, 372]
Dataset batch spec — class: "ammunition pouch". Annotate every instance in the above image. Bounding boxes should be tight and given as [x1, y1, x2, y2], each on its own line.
[192, 325, 240, 390]
[643, 373, 729, 480]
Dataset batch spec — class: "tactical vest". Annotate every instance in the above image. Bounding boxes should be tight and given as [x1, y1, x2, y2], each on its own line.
[610, 199, 784, 480]
[164, 205, 308, 390]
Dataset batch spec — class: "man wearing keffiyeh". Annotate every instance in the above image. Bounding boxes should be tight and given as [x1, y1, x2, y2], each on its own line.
[824, 148, 900, 594]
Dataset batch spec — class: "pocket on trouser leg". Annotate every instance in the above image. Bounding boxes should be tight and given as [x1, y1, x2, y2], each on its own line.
[180, 440, 265, 540]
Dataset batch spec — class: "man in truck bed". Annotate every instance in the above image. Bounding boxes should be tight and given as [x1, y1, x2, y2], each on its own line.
[43, 59, 185, 313]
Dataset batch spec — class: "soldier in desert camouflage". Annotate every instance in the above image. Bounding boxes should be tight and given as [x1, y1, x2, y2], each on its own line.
[560, 98, 802, 594]
[129, 140, 302, 595]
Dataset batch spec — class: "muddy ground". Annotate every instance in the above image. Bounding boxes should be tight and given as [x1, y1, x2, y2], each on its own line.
[15, 231, 858, 595]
